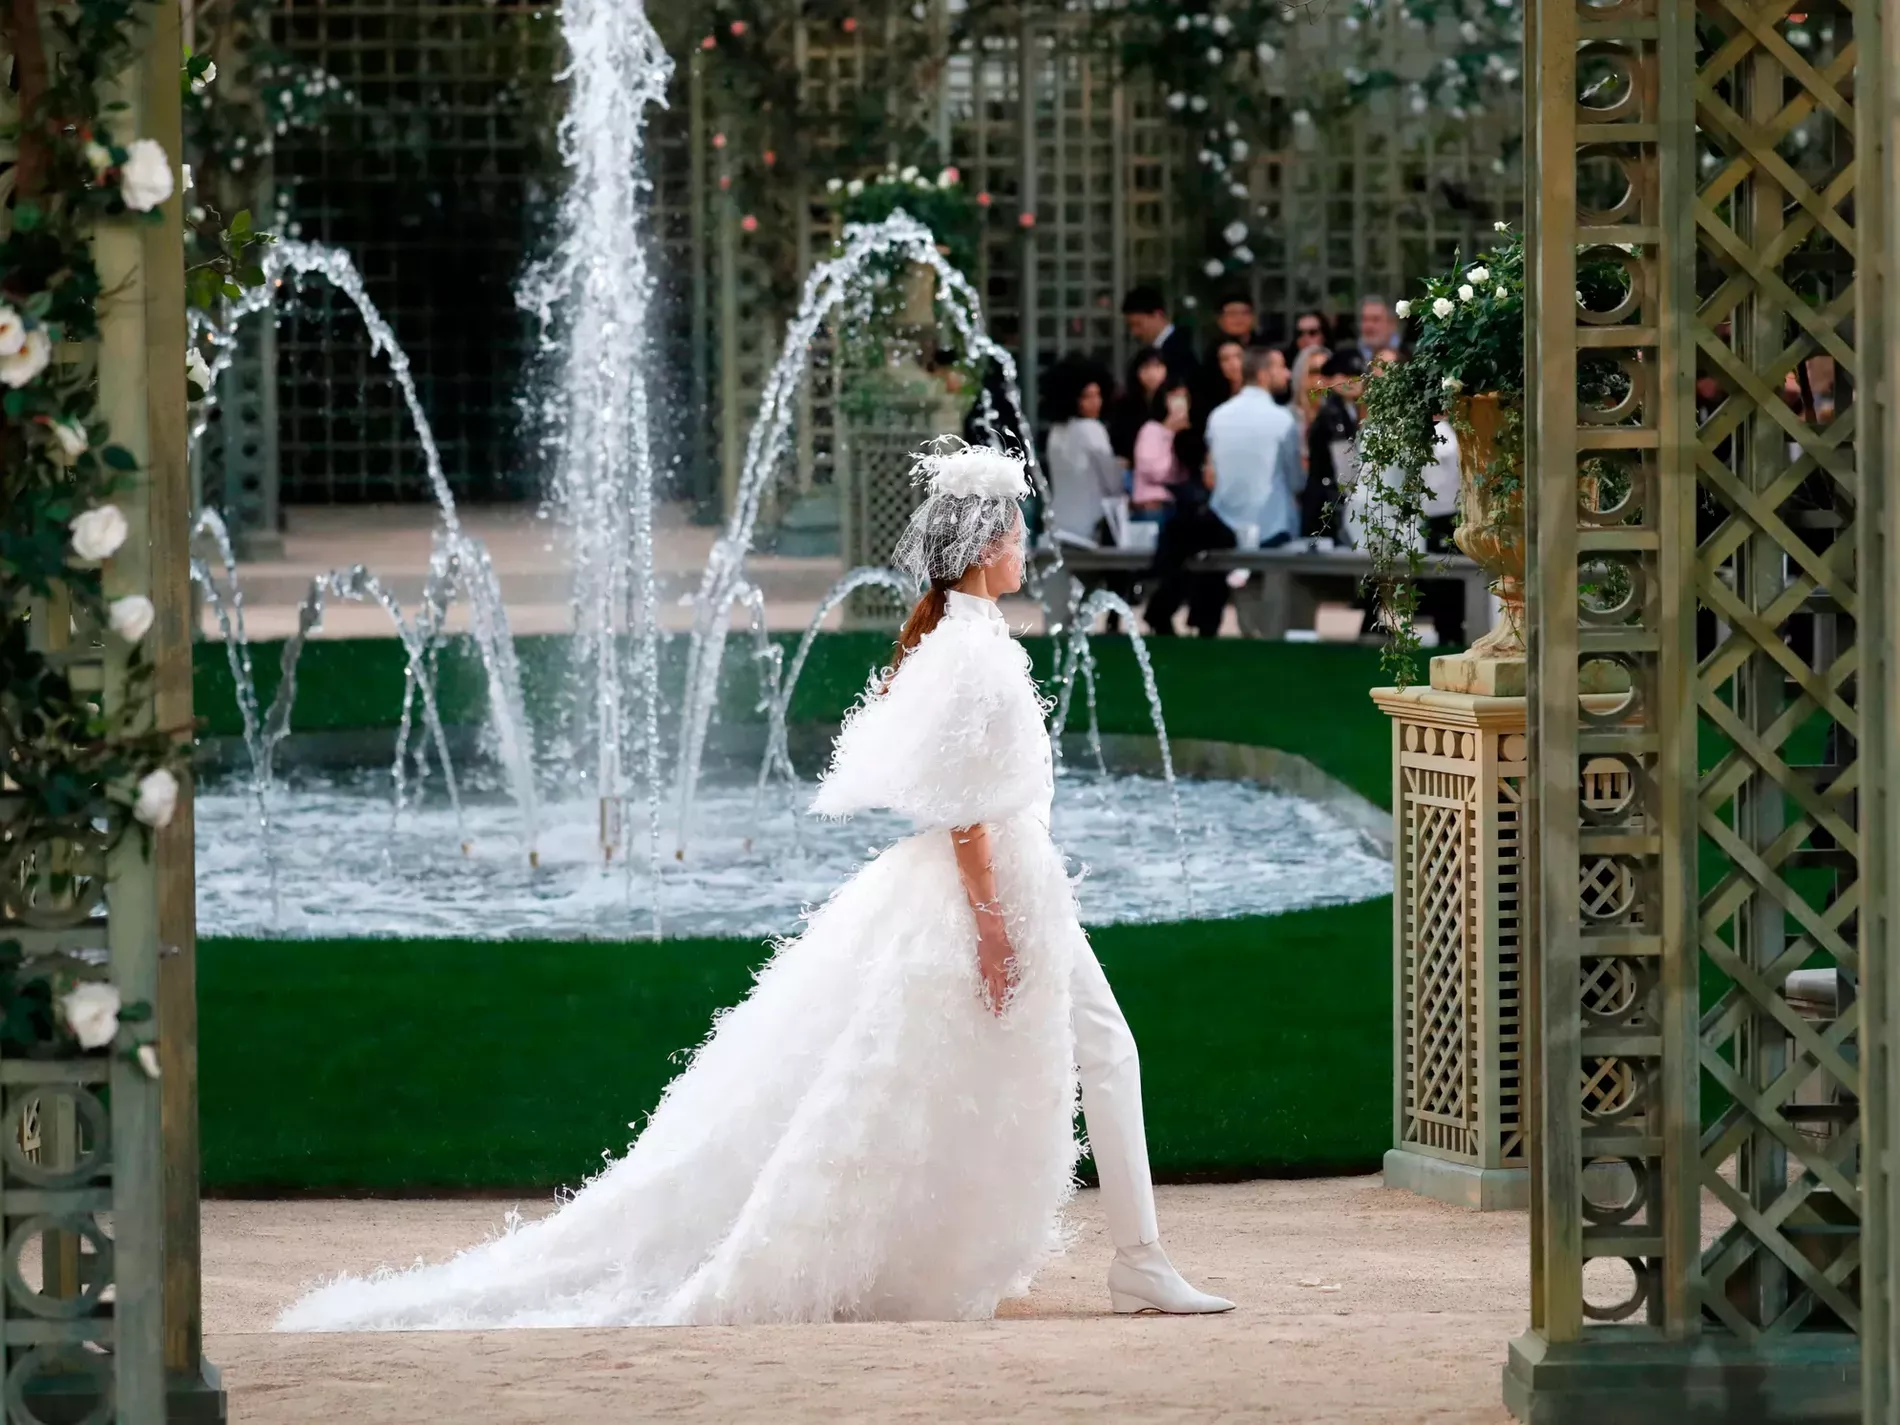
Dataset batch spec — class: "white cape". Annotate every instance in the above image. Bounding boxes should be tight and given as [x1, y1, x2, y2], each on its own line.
[278, 598, 1085, 1330]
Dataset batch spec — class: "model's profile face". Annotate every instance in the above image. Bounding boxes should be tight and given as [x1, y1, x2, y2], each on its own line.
[984, 511, 1026, 595]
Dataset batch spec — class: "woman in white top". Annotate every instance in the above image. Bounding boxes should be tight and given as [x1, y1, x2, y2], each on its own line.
[1044, 366, 1124, 545]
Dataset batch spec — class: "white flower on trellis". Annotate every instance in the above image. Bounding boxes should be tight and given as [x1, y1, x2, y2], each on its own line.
[913, 177, 932, 190]
[1167, 92, 1187, 110]
[937, 167, 958, 187]
[846, 179, 864, 196]
[50, 418, 88, 461]
[1205, 46, 1223, 64]
[191, 59, 217, 94]
[1189, 95, 1208, 112]
[135, 768, 180, 829]
[1230, 139, 1248, 160]
[1204, 258, 1226, 278]
[1198, 148, 1215, 166]
[1292, 108, 1312, 126]
[70, 505, 128, 561]
[60, 983, 122, 1051]
[1501, 67, 1520, 83]
[1458, 283, 1476, 301]
[1222, 221, 1248, 246]
[85, 141, 113, 176]
[0, 328, 50, 388]
[899, 165, 919, 182]
[1411, 94, 1429, 115]
[1461, 19, 1481, 40]
[0, 304, 23, 357]
[1432, 296, 1455, 318]
[186, 348, 212, 393]
[1229, 182, 1249, 198]
[1394, 299, 1412, 318]
[1344, 66, 1366, 85]
[136, 1044, 162, 1079]
[1223, 120, 1240, 137]
[1212, 14, 1233, 35]
[1467, 265, 1491, 284]
[1256, 41, 1278, 63]
[1233, 245, 1254, 264]
[119, 138, 174, 212]
[1497, 285, 1509, 298]
[182, 163, 194, 190]
[1193, 12, 1211, 25]
[1175, 14, 1191, 29]
[1494, 220, 1510, 232]
[109, 595, 155, 642]
[826, 177, 843, 193]
[1443, 376, 1464, 393]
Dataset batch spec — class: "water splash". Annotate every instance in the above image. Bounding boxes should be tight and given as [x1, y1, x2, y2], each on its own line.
[1052, 588, 1194, 917]
[189, 241, 541, 853]
[672, 212, 1063, 856]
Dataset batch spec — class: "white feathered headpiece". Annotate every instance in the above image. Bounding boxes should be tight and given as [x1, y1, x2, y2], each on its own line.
[890, 439, 1028, 587]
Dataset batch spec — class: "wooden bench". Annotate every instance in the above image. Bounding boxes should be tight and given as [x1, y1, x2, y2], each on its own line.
[1043, 543, 1494, 641]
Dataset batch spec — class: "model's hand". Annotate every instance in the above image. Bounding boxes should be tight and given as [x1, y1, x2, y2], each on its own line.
[976, 921, 1018, 1017]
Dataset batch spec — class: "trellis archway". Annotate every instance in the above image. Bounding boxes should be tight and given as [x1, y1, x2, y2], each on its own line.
[1512, 0, 1891, 1415]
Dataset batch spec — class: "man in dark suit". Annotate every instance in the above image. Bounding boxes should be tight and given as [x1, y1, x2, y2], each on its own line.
[1121, 285, 1198, 393]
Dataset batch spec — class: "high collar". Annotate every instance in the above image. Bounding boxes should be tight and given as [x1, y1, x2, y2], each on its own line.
[945, 590, 1005, 625]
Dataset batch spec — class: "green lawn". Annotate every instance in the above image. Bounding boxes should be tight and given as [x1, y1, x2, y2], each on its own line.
[199, 896, 1393, 1193]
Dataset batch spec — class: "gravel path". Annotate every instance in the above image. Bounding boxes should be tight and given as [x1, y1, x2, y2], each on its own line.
[205, 1177, 1525, 1424]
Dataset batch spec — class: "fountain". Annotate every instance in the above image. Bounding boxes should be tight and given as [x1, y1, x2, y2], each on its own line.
[182, 13, 1394, 945]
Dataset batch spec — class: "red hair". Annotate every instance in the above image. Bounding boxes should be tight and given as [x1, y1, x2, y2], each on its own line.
[886, 577, 958, 681]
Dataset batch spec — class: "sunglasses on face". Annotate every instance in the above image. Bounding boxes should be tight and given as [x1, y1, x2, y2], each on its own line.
[1297, 326, 1322, 337]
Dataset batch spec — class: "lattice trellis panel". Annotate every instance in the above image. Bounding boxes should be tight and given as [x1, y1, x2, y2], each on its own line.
[1513, 0, 1872, 1404]
[840, 426, 934, 622]
[1377, 691, 1529, 1193]
[272, 0, 559, 503]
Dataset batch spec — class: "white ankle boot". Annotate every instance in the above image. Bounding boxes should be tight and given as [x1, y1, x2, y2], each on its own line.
[1107, 1240, 1235, 1315]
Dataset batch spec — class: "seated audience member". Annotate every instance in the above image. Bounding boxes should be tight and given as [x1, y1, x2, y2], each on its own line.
[1042, 357, 1123, 546]
[1303, 348, 1364, 542]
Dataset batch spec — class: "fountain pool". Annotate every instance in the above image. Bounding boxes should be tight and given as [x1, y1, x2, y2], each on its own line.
[194, 770, 1388, 942]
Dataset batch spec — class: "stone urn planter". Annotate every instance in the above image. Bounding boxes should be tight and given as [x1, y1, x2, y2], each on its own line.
[1433, 391, 1527, 696]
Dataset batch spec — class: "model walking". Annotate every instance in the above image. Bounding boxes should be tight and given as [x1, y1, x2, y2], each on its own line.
[279, 444, 1230, 1330]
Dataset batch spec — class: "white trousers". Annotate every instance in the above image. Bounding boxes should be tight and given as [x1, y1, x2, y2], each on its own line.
[1072, 943, 1160, 1250]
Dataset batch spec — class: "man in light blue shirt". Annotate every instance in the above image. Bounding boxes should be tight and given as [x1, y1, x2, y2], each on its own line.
[1206, 347, 1305, 548]
[1142, 348, 1305, 637]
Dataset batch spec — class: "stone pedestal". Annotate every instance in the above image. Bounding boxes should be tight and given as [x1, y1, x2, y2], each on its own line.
[1370, 685, 1530, 1211]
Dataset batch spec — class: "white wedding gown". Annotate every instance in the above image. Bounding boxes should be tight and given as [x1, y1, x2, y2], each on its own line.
[278, 593, 1093, 1330]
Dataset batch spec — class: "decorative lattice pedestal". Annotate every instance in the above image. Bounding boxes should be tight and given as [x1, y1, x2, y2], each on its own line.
[1371, 686, 1531, 1210]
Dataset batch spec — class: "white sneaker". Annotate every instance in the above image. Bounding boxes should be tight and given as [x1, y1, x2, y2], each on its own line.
[1107, 1240, 1236, 1315]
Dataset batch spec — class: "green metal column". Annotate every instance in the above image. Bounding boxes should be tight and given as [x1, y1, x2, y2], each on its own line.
[1509, 0, 1867, 1415]
[1858, 0, 1898, 1418]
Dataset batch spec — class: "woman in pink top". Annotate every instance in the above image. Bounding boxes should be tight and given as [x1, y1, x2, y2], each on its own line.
[1130, 383, 1192, 514]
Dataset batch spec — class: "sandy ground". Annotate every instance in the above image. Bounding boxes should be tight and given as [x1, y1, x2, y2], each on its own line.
[205, 1177, 1525, 1424]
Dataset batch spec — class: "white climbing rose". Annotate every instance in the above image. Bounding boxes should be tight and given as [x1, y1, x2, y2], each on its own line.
[136, 1043, 163, 1079]
[1166, 92, 1187, 111]
[85, 141, 113, 176]
[191, 59, 217, 94]
[899, 165, 918, 182]
[825, 177, 842, 193]
[0, 327, 50, 388]
[1222, 220, 1248, 246]
[109, 594, 155, 642]
[69, 504, 129, 561]
[1458, 283, 1476, 301]
[0, 304, 24, 357]
[1204, 258, 1226, 278]
[1394, 299, 1412, 318]
[1432, 296, 1454, 318]
[50, 418, 88, 460]
[1497, 285, 1508, 298]
[1233, 245, 1254, 264]
[845, 179, 864, 196]
[186, 348, 212, 393]
[1494, 220, 1510, 232]
[1443, 376, 1464, 393]
[1256, 41, 1278, 63]
[134, 768, 180, 829]
[118, 138, 174, 212]
[60, 983, 122, 1051]
[1467, 265, 1491, 284]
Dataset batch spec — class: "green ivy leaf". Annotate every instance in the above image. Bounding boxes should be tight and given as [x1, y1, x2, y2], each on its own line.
[100, 444, 139, 472]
